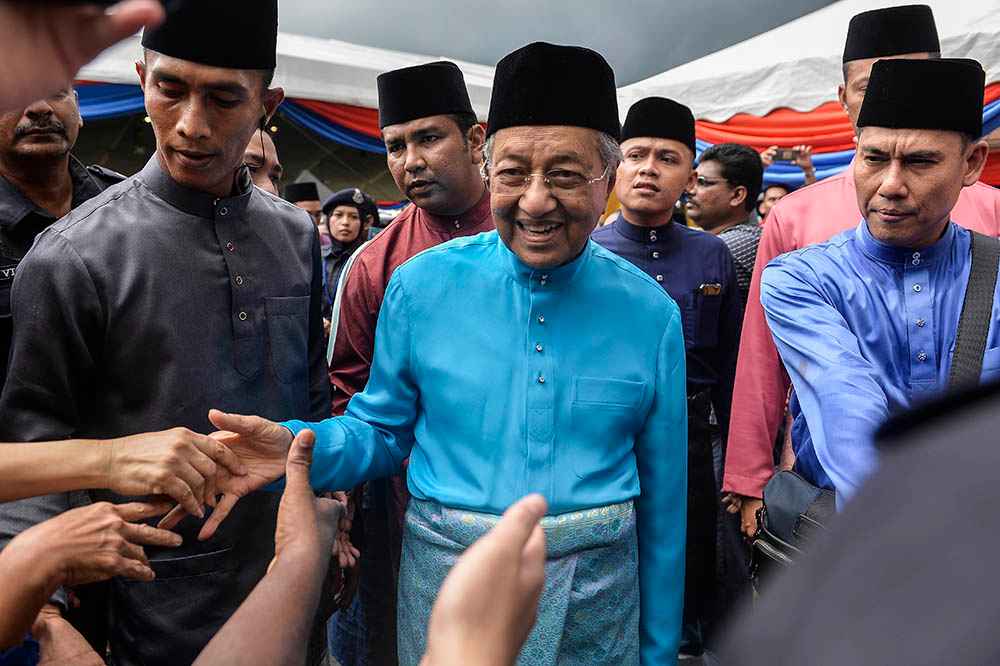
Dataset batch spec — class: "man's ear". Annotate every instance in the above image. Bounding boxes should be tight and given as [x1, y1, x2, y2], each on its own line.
[262, 86, 285, 122]
[963, 139, 990, 187]
[837, 83, 847, 112]
[136, 60, 146, 91]
[468, 123, 486, 164]
[731, 185, 748, 210]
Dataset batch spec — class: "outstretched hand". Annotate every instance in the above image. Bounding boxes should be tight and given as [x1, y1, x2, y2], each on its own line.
[159, 409, 294, 540]
[421, 494, 548, 666]
[0, 1, 164, 111]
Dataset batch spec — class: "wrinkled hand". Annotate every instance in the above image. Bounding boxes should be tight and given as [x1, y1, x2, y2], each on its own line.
[740, 497, 764, 538]
[421, 495, 547, 666]
[108, 427, 247, 519]
[32, 607, 103, 666]
[8, 501, 180, 590]
[272, 430, 344, 570]
[0, 1, 164, 112]
[760, 146, 778, 168]
[159, 409, 294, 540]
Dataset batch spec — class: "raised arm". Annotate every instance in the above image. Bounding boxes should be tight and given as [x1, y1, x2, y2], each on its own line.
[634, 308, 688, 664]
[760, 262, 888, 502]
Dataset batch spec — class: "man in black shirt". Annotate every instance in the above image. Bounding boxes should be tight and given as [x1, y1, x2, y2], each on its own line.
[0, 86, 123, 390]
[0, 2, 329, 664]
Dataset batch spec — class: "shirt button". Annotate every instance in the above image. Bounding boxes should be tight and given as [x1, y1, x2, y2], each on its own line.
[238, 311, 248, 321]
[917, 351, 928, 362]
[912, 252, 921, 259]
[912, 284, 922, 293]
[912, 259, 921, 266]
[454, 221, 460, 229]
[235, 275, 244, 286]
[656, 275, 664, 282]
[540, 274, 549, 285]
[537, 315, 545, 324]
[535, 343, 544, 353]
[219, 207, 229, 217]
[537, 374, 546, 384]
[650, 233, 658, 242]
[916, 319, 926, 328]
[652, 251, 660, 259]
[226, 241, 235, 252]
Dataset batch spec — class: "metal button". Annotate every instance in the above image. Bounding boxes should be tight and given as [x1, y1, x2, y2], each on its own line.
[226, 241, 235, 252]
[535, 343, 543, 353]
[235, 275, 244, 286]
[916, 319, 926, 328]
[912, 259, 921, 266]
[219, 207, 229, 216]
[912, 284, 922, 293]
[650, 232, 658, 242]
[537, 374, 546, 384]
[238, 311, 248, 321]
[537, 315, 545, 324]
[916, 351, 928, 362]
[656, 274, 664, 282]
[652, 251, 660, 259]
[912, 252, 921, 259]
[454, 221, 460, 229]
[540, 274, 549, 285]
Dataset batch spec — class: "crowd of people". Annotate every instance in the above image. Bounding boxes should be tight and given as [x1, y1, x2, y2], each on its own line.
[0, 1, 999, 665]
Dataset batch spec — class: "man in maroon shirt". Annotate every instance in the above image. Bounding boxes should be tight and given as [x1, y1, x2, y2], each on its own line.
[326, 60, 493, 666]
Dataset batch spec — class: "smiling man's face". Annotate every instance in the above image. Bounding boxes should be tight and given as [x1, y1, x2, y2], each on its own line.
[615, 136, 693, 224]
[854, 126, 988, 248]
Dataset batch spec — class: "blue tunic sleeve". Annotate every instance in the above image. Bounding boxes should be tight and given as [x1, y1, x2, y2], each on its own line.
[760, 260, 888, 503]
[282, 272, 417, 491]
[635, 307, 688, 664]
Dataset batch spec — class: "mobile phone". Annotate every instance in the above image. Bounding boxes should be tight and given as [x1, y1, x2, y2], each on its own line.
[773, 148, 801, 162]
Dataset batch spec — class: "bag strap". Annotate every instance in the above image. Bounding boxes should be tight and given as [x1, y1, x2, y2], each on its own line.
[949, 231, 1000, 391]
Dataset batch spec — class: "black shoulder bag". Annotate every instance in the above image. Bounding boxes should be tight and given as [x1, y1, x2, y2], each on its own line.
[751, 231, 1000, 582]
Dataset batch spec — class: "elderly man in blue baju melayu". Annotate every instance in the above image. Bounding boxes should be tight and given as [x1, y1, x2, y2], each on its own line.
[195, 42, 688, 665]
[762, 57, 999, 506]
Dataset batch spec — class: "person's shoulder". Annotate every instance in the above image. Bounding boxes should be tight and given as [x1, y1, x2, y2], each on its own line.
[51, 174, 143, 237]
[396, 230, 498, 276]
[591, 220, 616, 240]
[252, 187, 313, 232]
[767, 225, 855, 275]
[85, 164, 127, 189]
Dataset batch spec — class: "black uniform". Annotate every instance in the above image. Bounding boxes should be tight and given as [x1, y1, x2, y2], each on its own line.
[0, 156, 329, 665]
[0, 156, 124, 390]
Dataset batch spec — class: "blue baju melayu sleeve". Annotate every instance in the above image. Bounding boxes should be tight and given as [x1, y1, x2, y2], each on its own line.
[760, 259, 887, 502]
[283, 274, 416, 490]
[635, 309, 688, 663]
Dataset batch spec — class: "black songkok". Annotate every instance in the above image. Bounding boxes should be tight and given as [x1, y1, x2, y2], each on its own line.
[621, 97, 696, 154]
[857, 58, 985, 138]
[377, 62, 474, 129]
[843, 5, 939, 63]
[284, 182, 320, 204]
[142, 0, 278, 70]
[323, 187, 377, 221]
[486, 42, 619, 140]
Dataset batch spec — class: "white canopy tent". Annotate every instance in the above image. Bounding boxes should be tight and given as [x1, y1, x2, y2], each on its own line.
[79, 32, 497, 118]
[618, 0, 1000, 122]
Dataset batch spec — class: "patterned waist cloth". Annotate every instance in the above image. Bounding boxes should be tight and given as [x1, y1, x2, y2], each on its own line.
[398, 499, 640, 666]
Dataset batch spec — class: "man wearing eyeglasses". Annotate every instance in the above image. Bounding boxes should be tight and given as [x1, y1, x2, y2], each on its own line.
[201, 42, 688, 664]
[592, 97, 742, 660]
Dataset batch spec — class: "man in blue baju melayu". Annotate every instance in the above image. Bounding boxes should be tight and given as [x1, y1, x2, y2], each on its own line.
[762, 57, 999, 506]
[201, 43, 688, 665]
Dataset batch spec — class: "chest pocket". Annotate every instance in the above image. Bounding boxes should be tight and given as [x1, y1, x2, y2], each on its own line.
[573, 376, 645, 409]
[266, 296, 309, 385]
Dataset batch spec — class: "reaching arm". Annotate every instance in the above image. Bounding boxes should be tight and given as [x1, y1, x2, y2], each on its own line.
[760, 261, 888, 502]
[635, 309, 688, 664]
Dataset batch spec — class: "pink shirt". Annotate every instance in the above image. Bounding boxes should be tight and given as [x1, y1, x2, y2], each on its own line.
[722, 163, 1000, 498]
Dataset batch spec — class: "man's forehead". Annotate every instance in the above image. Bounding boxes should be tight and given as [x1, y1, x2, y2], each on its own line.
[696, 160, 724, 175]
[859, 126, 960, 153]
[620, 136, 691, 157]
[145, 51, 259, 92]
[492, 126, 600, 161]
[332, 205, 361, 216]
[382, 114, 455, 140]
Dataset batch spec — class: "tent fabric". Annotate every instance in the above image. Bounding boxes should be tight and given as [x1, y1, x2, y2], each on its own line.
[619, 0, 1000, 122]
